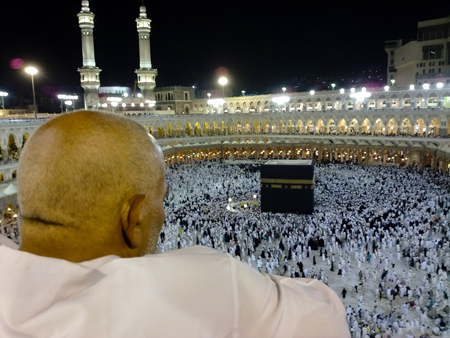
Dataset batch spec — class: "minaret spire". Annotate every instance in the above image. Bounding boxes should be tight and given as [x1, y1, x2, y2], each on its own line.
[77, 0, 101, 109]
[135, 4, 157, 100]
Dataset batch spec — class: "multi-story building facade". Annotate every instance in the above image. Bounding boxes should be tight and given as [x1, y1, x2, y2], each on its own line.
[385, 16, 450, 88]
[154, 86, 195, 114]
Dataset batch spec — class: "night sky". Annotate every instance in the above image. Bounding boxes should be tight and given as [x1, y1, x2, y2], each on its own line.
[1, 0, 448, 99]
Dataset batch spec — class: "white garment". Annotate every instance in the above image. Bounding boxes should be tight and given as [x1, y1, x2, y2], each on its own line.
[0, 244, 349, 338]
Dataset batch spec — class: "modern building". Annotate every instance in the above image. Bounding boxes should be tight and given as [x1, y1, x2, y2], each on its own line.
[385, 16, 450, 88]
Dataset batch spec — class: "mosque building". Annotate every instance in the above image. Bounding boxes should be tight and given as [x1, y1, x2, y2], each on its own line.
[1, 5, 450, 337]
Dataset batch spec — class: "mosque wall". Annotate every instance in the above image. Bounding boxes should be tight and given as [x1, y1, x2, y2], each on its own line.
[0, 109, 448, 183]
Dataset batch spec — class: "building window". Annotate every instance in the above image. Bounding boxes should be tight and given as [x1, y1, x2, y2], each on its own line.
[82, 74, 85, 80]
[95, 75, 98, 80]
[184, 93, 189, 100]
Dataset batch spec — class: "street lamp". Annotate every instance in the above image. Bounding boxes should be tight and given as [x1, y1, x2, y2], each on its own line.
[242, 90, 246, 96]
[331, 83, 336, 90]
[25, 67, 38, 119]
[391, 79, 395, 87]
[0, 92, 8, 109]
[218, 77, 228, 98]
[282, 87, 286, 94]
[218, 77, 228, 114]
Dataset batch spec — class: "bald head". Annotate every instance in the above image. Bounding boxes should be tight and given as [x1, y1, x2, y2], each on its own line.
[18, 111, 167, 261]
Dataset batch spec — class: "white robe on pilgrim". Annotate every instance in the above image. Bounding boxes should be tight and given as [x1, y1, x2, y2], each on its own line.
[0, 242, 350, 338]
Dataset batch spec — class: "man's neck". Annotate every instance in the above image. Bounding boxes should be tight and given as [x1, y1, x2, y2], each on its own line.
[19, 223, 126, 262]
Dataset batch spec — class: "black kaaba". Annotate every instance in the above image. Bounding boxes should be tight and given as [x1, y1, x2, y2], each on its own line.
[260, 160, 314, 214]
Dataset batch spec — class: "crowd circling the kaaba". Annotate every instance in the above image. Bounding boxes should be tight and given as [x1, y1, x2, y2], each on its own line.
[159, 160, 450, 337]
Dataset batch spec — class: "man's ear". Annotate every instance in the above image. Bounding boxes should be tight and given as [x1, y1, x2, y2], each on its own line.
[120, 194, 146, 249]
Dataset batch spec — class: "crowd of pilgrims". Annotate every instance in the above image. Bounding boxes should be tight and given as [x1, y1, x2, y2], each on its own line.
[158, 160, 450, 338]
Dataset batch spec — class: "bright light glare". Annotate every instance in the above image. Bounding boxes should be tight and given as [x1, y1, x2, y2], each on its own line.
[0, 92, 8, 97]
[423, 83, 430, 90]
[272, 96, 290, 104]
[409, 85, 415, 90]
[137, 93, 142, 98]
[218, 77, 228, 85]
[350, 88, 355, 93]
[309, 90, 315, 95]
[107, 97, 122, 102]
[350, 92, 371, 102]
[111, 102, 118, 107]
[384, 86, 389, 91]
[437, 82, 443, 88]
[207, 98, 225, 107]
[58, 94, 78, 100]
[123, 93, 129, 97]
[340, 89, 345, 94]
[25, 67, 38, 75]
[64, 100, 73, 105]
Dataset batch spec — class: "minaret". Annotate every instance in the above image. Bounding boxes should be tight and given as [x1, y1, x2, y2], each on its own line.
[77, 0, 101, 109]
[135, 5, 157, 100]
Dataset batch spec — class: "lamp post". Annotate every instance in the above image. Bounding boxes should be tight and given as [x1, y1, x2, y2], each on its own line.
[25, 67, 38, 119]
[218, 77, 228, 98]
[282, 87, 286, 94]
[331, 83, 336, 91]
[391, 79, 395, 87]
[0, 92, 7, 109]
[218, 77, 228, 114]
[207, 93, 211, 113]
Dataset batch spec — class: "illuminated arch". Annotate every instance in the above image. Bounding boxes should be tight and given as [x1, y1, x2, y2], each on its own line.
[361, 119, 371, 135]
[400, 118, 411, 135]
[327, 119, 336, 134]
[157, 127, 165, 138]
[194, 122, 202, 136]
[387, 118, 398, 135]
[349, 119, 359, 134]
[176, 123, 183, 137]
[166, 123, 174, 137]
[337, 119, 347, 135]
[253, 120, 261, 134]
[7, 134, 19, 160]
[203, 121, 210, 135]
[316, 119, 325, 134]
[414, 118, 426, 136]
[185, 122, 193, 136]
